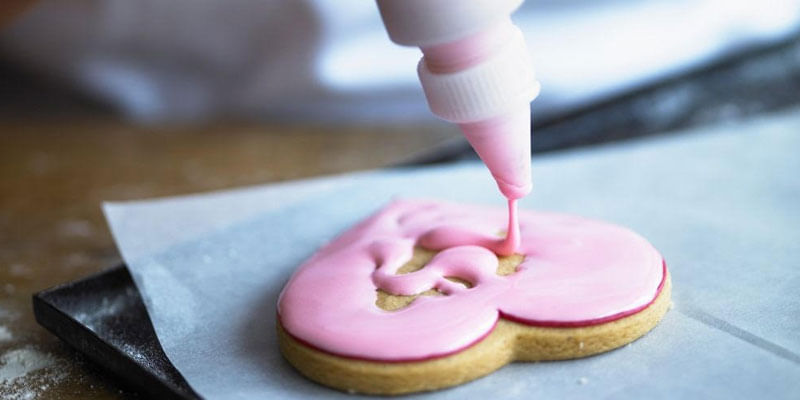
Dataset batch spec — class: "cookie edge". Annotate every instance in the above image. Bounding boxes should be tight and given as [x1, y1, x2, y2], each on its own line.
[277, 272, 672, 395]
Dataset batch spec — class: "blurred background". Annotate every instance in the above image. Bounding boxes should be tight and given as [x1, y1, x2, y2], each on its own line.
[2, 0, 800, 149]
[1, 1, 799, 399]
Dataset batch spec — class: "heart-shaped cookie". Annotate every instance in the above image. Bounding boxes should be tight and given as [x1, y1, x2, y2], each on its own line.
[278, 199, 670, 394]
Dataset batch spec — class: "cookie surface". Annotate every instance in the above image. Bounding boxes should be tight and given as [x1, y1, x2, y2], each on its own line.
[277, 200, 670, 394]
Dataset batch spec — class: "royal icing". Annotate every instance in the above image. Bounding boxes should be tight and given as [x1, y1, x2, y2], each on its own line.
[278, 199, 665, 362]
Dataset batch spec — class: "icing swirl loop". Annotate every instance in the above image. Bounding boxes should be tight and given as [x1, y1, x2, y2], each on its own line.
[278, 200, 665, 361]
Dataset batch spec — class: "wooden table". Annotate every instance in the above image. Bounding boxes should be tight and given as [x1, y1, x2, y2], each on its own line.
[0, 120, 460, 399]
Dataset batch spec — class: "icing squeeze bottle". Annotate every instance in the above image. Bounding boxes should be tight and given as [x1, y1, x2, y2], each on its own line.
[375, 0, 540, 254]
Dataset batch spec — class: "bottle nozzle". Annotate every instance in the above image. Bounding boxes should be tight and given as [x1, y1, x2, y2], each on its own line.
[459, 105, 532, 199]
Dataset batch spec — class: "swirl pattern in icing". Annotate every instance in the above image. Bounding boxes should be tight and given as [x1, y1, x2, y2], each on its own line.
[277, 199, 665, 361]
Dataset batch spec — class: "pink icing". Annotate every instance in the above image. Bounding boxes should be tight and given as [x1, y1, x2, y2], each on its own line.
[497, 199, 520, 256]
[421, 18, 515, 73]
[277, 199, 665, 362]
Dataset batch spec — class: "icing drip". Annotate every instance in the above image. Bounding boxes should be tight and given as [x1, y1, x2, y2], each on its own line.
[278, 199, 665, 362]
[498, 199, 520, 256]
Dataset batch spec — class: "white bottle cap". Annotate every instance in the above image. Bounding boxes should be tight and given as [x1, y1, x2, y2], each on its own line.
[417, 25, 540, 123]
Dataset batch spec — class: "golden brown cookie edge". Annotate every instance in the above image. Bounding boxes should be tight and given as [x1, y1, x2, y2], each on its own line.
[278, 273, 672, 395]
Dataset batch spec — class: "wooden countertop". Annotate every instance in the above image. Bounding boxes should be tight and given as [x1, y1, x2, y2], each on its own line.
[0, 119, 460, 399]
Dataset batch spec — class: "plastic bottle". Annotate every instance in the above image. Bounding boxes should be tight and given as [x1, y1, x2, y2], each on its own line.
[376, 0, 540, 200]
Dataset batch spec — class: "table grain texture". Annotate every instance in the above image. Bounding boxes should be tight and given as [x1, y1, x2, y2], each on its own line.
[0, 120, 459, 399]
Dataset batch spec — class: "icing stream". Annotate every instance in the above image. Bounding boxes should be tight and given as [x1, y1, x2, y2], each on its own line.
[498, 199, 520, 256]
[278, 199, 665, 362]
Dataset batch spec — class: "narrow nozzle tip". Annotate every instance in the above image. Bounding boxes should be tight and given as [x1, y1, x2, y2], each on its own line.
[496, 178, 531, 200]
[459, 106, 532, 201]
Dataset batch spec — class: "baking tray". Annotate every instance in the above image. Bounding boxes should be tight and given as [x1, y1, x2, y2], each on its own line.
[32, 264, 199, 399]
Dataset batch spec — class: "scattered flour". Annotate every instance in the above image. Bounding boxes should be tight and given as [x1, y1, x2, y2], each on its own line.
[57, 219, 94, 238]
[73, 293, 132, 328]
[0, 347, 66, 400]
[0, 326, 12, 343]
[8, 264, 31, 277]
[62, 253, 91, 269]
[0, 348, 56, 384]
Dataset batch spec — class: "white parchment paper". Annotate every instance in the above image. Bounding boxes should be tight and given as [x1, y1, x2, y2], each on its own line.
[104, 109, 800, 399]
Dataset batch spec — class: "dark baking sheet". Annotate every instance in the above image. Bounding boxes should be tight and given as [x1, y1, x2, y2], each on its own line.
[32, 264, 199, 400]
